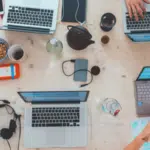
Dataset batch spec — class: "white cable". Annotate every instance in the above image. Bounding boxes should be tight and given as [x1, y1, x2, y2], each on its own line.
[61, 0, 86, 26]
[75, 0, 86, 25]
[61, 0, 65, 21]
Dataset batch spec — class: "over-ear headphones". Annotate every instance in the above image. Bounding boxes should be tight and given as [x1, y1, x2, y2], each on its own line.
[0, 100, 21, 150]
[1, 119, 16, 140]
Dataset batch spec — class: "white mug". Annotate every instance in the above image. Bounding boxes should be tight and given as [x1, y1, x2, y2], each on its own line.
[7, 45, 27, 62]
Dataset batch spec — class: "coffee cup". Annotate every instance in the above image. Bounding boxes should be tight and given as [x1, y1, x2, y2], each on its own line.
[7, 45, 27, 62]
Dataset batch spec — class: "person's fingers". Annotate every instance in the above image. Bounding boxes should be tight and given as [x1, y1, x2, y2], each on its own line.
[143, 0, 150, 4]
[139, 1, 146, 12]
[127, 5, 132, 18]
[135, 4, 144, 18]
[131, 5, 139, 21]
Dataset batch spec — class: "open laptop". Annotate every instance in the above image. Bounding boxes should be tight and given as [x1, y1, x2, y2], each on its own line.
[122, 0, 150, 42]
[135, 67, 150, 116]
[2, 0, 59, 34]
[18, 91, 89, 148]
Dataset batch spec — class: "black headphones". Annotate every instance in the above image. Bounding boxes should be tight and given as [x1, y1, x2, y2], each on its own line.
[0, 100, 21, 150]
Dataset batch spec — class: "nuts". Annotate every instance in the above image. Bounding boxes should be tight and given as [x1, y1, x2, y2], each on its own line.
[0, 43, 7, 59]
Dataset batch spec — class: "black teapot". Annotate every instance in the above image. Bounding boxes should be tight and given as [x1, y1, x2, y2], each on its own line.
[66, 25, 95, 50]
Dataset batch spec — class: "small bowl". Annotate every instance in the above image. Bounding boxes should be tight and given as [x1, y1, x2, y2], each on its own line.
[0, 38, 9, 62]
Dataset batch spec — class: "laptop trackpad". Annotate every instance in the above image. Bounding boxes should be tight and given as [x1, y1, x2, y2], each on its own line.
[23, 0, 41, 7]
[29, 128, 65, 147]
[46, 128, 65, 146]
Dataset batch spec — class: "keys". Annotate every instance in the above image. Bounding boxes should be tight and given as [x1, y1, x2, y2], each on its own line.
[126, 13, 150, 30]
[7, 5, 54, 27]
[32, 107, 80, 127]
[137, 82, 150, 102]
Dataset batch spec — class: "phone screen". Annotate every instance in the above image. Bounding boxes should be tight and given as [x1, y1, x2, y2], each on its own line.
[0, 0, 3, 13]
[61, 0, 86, 23]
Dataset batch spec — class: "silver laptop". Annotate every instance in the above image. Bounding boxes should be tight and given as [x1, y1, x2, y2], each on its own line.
[2, 0, 59, 34]
[122, 0, 150, 42]
[18, 91, 89, 148]
[135, 67, 150, 116]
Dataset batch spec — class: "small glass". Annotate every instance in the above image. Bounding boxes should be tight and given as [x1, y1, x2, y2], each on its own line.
[100, 13, 116, 32]
[101, 98, 122, 116]
[101, 35, 110, 44]
[46, 38, 63, 59]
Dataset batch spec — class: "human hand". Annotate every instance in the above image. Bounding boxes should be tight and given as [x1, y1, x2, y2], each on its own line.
[125, 0, 150, 21]
[139, 123, 150, 142]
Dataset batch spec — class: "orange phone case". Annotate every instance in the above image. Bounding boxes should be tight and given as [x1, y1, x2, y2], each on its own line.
[0, 63, 20, 80]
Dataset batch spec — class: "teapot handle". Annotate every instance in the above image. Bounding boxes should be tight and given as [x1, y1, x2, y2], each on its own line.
[67, 25, 74, 31]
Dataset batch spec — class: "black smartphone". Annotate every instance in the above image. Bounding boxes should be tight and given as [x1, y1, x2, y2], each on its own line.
[74, 59, 88, 82]
[61, 0, 86, 23]
[0, 0, 3, 14]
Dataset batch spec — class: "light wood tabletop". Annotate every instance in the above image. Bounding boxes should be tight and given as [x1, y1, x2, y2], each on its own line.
[0, 0, 150, 150]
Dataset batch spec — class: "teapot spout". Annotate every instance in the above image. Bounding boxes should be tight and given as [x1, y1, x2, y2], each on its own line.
[89, 40, 95, 45]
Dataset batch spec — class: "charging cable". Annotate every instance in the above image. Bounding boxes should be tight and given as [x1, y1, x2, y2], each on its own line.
[62, 59, 93, 87]
[61, 0, 86, 26]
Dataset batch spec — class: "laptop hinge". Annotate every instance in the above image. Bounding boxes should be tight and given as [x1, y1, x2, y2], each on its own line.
[31, 102, 81, 104]
[131, 30, 150, 34]
[7, 25, 50, 34]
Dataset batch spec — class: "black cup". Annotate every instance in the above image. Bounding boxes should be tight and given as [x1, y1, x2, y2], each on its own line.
[100, 13, 116, 32]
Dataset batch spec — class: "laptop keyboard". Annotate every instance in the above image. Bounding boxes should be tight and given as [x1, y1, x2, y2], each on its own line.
[126, 12, 150, 30]
[7, 6, 54, 27]
[136, 82, 150, 101]
[32, 107, 80, 127]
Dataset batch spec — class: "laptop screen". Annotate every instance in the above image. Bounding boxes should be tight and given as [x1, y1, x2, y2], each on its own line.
[137, 67, 150, 80]
[18, 91, 89, 103]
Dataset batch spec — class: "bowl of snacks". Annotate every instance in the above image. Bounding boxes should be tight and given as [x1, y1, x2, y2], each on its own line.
[0, 38, 9, 62]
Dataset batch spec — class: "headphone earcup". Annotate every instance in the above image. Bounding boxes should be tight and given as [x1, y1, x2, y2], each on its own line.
[1, 128, 13, 140]
[9, 120, 17, 133]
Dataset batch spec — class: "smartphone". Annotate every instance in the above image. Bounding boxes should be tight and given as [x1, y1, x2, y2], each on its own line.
[61, 0, 87, 23]
[0, 0, 3, 15]
[74, 59, 88, 82]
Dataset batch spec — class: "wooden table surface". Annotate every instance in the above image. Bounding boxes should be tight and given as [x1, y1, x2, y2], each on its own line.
[0, 0, 150, 150]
